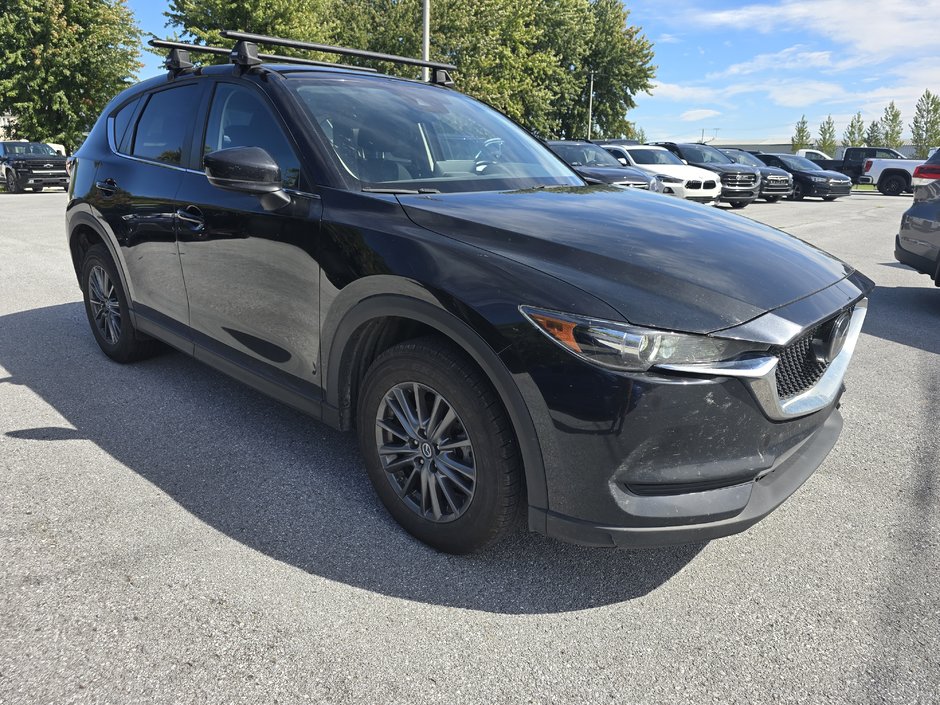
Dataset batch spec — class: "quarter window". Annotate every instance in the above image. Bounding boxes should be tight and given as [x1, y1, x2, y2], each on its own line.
[131, 85, 200, 165]
[112, 97, 140, 153]
[203, 83, 302, 189]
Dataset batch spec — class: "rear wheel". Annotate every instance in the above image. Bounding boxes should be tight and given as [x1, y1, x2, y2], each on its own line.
[31, 185, 43, 193]
[80, 244, 160, 363]
[357, 338, 523, 554]
[879, 174, 906, 196]
[764, 196, 781, 203]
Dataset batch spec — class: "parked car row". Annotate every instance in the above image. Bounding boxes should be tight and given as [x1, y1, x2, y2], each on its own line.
[547, 139, 856, 209]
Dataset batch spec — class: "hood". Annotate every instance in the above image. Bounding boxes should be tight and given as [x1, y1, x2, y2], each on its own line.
[757, 165, 790, 179]
[808, 169, 851, 181]
[689, 162, 759, 177]
[575, 165, 651, 186]
[635, 164, 720, 182]
[398, 186, 853, 334]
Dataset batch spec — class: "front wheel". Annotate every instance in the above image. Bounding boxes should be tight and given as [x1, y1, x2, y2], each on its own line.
[764, 196, 781, 203]
[80, 244, 160, 363]
[790, 182, 805, 200]
[357, 338, 523, 554]
[5, 170, 22, 193]
[822, 196, 837, 201]
[730, 201, 748, 209]
[31, 185, 43, 193]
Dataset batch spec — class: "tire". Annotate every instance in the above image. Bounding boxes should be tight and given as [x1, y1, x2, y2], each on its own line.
[790, 182, 805, 201]
[31, 185, 43, 193]
[5, 170, 22, 193]
[879, 174, 906, 196]
[822, 196, 837, 201]
[730, 201, 748, 209]
[80, 244, 160, 363]
[764, 196, 781, 203]
[357, 337, 523, 554]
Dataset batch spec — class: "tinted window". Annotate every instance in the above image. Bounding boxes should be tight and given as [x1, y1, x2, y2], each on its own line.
[677, 144, 734, 164]
[776, 154, 822, 171]
[875, 149, 898, 158]
[721, 150, 765, 168]
[627, 148, 683, 166]
[550, 143, 621, 167]
[112, 98, 139, 153]
[204, 83, 302, 189]
[131, 85, 199, 165]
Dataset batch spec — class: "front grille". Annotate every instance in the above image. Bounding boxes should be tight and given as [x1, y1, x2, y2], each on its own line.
[703, 180, 717, 189]
[772, 312, 850, 399]
[616, 181, 649, 189]
[686, 180, 702, 189]
[722, 173, 757, 187]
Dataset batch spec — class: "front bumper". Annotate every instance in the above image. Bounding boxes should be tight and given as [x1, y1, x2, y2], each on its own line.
[807, 181, 851, 198]
[535, 407, 842, 547]
[17, 169, 69, 187]
[760, 182, 793, 199]
[719, 184, 759, 203]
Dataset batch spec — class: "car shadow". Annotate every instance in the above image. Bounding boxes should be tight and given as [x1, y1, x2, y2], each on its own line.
[863, 284, 940, 355]
[0, 303, 702, 614]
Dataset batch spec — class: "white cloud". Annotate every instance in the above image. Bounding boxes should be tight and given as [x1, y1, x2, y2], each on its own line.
[680, 109, 722, 122]
[650, 82, 717, 102]
[658, 33, 681, 44]
[708, 45, 832, 79]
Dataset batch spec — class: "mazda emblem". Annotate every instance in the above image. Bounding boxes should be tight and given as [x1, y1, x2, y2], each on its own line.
[812, 311, 852, 364]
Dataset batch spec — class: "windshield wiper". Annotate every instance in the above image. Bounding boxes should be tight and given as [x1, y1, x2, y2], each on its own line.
[361, 187, 441, 195]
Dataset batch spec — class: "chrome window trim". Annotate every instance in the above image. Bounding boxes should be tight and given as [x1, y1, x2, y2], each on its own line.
[658, 299, 867, 420]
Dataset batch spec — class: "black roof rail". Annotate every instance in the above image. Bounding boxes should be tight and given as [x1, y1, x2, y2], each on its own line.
[220, 30, 456, 86]
[148, 38, 377, 72]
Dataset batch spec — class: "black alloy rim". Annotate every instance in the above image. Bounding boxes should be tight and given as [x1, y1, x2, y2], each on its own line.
[375, 382, 476, 522]
[88, 265, 121, 344]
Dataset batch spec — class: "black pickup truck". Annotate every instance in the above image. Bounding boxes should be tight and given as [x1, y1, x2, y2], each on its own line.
[805, 147, 909, 183]
[1, 141, 69, 193]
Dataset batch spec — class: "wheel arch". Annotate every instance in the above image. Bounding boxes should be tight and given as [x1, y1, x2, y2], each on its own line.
[67, 210, 135, 305]
[878, 169, 912, 188]
[324, 293, 549, 510]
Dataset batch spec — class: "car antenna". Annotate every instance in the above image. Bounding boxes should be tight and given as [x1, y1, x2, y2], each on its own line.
[220, 30, 457, 86]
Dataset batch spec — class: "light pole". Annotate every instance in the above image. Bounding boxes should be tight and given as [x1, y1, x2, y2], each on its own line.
[421, 0, 430, 82]
[586, 70, 594, 140]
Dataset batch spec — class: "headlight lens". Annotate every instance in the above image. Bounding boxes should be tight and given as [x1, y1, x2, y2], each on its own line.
[656, 175, 684, 184]
[520, 306, 763, 372]
[648, 177, 665, 193]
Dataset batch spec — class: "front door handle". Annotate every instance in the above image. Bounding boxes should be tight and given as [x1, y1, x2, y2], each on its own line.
[176, 206, 205, 232]
[95, 178, 117, 195]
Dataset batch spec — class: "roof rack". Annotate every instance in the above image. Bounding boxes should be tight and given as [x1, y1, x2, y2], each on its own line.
[220, 30, 456, 87]
[148, 38, 378, 73]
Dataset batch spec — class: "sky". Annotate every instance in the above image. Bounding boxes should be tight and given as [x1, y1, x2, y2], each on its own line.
[128, 0, 940, 144]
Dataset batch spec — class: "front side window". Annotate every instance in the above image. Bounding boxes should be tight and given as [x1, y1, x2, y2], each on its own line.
[679, 144, 734, 165]
[204, 83, 302, 189]
[286, 75, 581, 193]
[777, 154, 822, 171]
[131, 84, 200, 165]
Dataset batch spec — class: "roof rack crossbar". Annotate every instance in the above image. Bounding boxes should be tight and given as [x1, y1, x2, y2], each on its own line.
[220, 30, 457, 73]
[148, 38, 377, 72]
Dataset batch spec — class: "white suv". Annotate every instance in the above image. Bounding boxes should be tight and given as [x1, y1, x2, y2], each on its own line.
[603, 144, 722, 204]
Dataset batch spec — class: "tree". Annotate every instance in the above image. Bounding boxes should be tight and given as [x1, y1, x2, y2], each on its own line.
[842, 112, 866, 147]
[881, 101, 904, 149]
[911, 89, 940, 159]
[864, 119, 883, 147]
[816, 115, 836, 155]
[791, 115, 812, 152]
[0, 0, 141, 152]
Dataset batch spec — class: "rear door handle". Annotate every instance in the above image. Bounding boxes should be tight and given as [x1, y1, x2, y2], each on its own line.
[176, 205, 205, 232]
[95, 178, 117, 195]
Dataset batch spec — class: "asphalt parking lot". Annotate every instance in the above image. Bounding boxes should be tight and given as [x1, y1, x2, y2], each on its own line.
[1, 190, 937, 704]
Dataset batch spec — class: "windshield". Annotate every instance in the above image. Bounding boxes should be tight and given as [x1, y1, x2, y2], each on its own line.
[776, 154, 822, 171]
[722, 150, 764, 168]
[677, 144, 733, 164]
[549, 143, 621, 168]
[287, 75, 582, 193]
[2, 142, 57, 156]
[626, 148, 684, 166]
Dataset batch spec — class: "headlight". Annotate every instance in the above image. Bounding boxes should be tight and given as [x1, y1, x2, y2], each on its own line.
[521, 306, 763, 372]
[648, 177, 665, 193]
[656, 175, 684, 184]
[810, 175, 828, 183]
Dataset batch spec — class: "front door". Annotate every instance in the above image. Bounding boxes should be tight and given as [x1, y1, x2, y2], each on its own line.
[177, 81, 322, 388]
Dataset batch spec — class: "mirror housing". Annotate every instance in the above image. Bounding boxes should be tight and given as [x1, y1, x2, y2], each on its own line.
[204, 146, 290, 210]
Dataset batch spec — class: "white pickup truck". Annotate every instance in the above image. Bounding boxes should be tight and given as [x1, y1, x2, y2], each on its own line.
[859, 156, 925, 196]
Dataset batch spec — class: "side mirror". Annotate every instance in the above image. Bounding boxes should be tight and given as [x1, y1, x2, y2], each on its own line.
[617, 157, 628, 166]
[204, 146, 290, 210]
[681, 159, 688, 165]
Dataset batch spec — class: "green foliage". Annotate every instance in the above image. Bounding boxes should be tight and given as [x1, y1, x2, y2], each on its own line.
[842, 112, 866, 147]
[0, 0, 141, 152]
[881, 101, 903, 149]
[911, 89, 940, 159]
[791, 115, 812, 152]
[816, 115, 836, 156]
[864, 119, 883, 147]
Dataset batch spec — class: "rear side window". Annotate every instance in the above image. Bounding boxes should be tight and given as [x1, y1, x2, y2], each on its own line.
[131, 85, 200, 165]
[203, 83, 302, 189]
[112, 97, 140, 153]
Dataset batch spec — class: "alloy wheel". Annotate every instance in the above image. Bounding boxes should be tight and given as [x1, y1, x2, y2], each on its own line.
[87, 265, 121, 344]
[374, 381, 476, 523]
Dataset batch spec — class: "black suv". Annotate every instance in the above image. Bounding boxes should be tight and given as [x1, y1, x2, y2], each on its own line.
[719, 148, 793, 202]
[66, 34, 873, 553]
[654, 142, 761, 208]
[1, 141, 68, 192]
[545, 140, 656, 189]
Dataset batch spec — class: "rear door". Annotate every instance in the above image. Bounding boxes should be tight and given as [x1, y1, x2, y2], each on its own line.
[176, 80, 323, 388]
[92, 82, 207, 329]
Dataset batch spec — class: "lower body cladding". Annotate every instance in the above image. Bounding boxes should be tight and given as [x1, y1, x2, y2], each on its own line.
[17, 171, 68, 188]
[523, 294, 869, 548]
